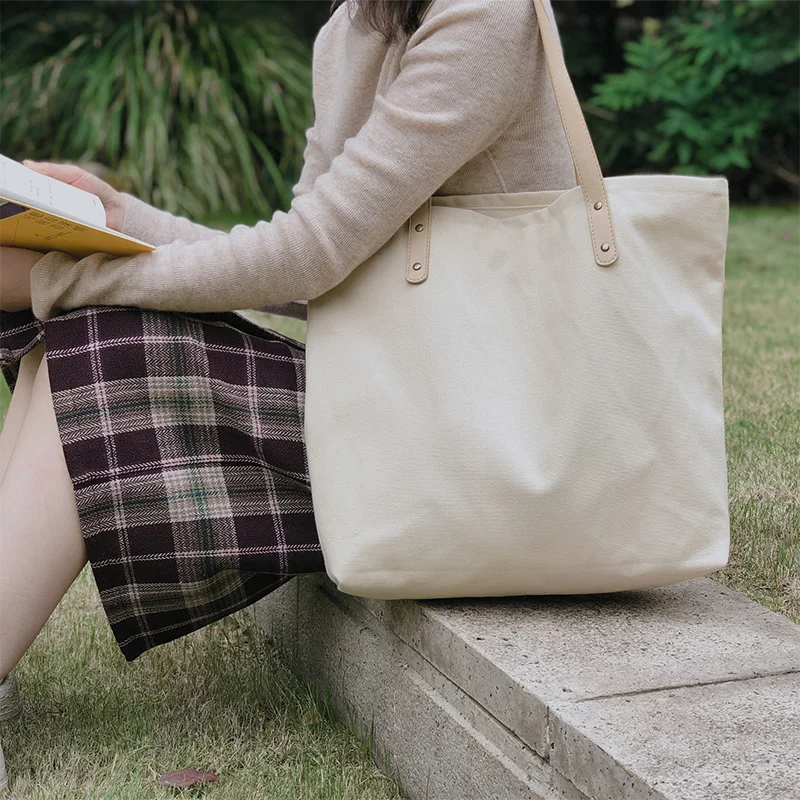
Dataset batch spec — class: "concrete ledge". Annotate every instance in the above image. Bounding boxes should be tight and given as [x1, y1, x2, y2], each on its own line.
[253, 575, 800, 800]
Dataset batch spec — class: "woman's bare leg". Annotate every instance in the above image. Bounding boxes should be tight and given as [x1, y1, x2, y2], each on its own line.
[0, 354, 87, 678]
[0, 341, 46, 482]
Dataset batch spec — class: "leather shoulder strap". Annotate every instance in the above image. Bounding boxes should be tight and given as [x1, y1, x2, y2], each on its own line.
[530, 0, 617, 266]
[419, 0, 436, 26]
[406, 0, 618, 284]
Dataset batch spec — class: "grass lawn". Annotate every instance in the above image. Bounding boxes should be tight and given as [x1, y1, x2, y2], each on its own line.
[4, 570, 403, 799]
[0, 204, 797, 797]
[713, 205, 799, 620]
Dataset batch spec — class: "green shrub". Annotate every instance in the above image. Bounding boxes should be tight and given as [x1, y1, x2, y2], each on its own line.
[1, 0, 314, 218]
[589, 0, 799, 200]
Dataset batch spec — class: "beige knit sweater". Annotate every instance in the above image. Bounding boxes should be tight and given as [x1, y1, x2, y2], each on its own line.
[30, 0, 575, 322]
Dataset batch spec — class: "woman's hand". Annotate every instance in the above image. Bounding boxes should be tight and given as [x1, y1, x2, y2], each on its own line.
[22, 160, 126, 232]
[0, 247, 45, 312]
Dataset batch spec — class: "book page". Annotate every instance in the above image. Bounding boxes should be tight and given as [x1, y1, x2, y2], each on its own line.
[0, 153, 106, 229]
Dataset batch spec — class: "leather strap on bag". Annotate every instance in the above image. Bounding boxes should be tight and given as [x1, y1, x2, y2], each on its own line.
[419, 0, 435, 24]
[406, 200, 432, 284]
[530, 0, 618, 267]
[405, 0, 619, 284]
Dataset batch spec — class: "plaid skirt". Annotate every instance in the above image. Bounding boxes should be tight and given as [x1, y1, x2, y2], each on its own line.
[0, 306, 325, 661]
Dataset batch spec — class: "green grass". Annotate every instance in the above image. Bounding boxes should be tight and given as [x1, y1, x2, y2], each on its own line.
[4, 571, 403, 799]
[714, 205, 800, 620]
[0, 205, 797, 797]
[0, 376, 9, 423]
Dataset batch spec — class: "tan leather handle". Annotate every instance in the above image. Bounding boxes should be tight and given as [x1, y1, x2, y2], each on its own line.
[530, 0, 617, 266]
[419, 0, 436, 24]
[407, 0, 618, 285]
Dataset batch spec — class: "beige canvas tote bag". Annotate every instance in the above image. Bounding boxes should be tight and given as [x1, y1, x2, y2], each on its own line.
[304, 0, 730, 600]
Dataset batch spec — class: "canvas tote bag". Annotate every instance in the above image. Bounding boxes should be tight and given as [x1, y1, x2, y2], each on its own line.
[303, 0, 730, 600]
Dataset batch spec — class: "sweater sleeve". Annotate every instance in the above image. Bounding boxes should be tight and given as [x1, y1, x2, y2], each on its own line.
[291, 123, 327, 200]
[119, 192, 310, 321]
[29, 0, 536, 321]
[115, 119, 328, 321]
[119, 116, 327, 248]
[120, 193, 226, 247]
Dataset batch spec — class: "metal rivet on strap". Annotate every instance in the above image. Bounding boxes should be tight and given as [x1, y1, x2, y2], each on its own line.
[600, 242, 610, 252]
[593, 201, 603, 210]
[412, 262, 422, 271]
[414, 223, 425, 232]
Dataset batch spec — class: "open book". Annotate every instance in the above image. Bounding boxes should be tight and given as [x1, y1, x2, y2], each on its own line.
[0, 154, 156, 258]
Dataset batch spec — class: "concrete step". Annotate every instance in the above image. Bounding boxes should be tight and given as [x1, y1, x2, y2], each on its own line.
[253, 575, 800, 800]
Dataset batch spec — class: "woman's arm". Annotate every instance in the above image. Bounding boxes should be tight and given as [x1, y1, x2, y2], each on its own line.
[29, 0, 536, 322]
[120, 117, 328, 249]
[290, 123, 328, 202]
[121, 147, 324, 320]
[119, 193, 310, 321]
[118, 121, 327, 320]
[25, 81, 326, 319]
[119, 193, 225, 246]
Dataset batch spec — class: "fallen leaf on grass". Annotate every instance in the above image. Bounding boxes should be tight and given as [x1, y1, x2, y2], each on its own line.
[159, 769, 220, 788]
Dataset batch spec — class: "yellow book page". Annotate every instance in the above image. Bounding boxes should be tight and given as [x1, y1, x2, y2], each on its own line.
[0, 198, 155, 258]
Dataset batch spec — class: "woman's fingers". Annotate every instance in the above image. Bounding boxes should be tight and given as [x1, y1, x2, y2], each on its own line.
[22, 160, 125, 232]
[23, 160, 104, 200]
[23, 160, 96, 192]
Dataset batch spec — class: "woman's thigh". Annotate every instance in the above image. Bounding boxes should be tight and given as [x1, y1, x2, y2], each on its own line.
[0, 340, 45, 482]
[0, 351, 87, 678]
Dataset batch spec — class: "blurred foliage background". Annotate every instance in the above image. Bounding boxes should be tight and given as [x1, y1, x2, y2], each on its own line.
[1, 0, 317, 219]
[1, 0, 798, 217]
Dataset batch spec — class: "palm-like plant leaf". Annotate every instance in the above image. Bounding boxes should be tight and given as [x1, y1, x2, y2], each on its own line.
[1, 0, 314, 218]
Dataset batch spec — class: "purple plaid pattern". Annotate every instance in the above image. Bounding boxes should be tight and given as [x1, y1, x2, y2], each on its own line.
[0, 306, 324, 661]
[0, 310, 45, 392]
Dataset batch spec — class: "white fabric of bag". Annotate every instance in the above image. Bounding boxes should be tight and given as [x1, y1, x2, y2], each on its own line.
[303, 0, 731, 600]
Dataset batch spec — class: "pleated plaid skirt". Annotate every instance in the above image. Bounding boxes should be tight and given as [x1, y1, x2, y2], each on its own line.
[0, 306, 325, 661]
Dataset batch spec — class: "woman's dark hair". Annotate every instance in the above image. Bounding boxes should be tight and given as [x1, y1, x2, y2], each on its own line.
[330, 0, 431, 43]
